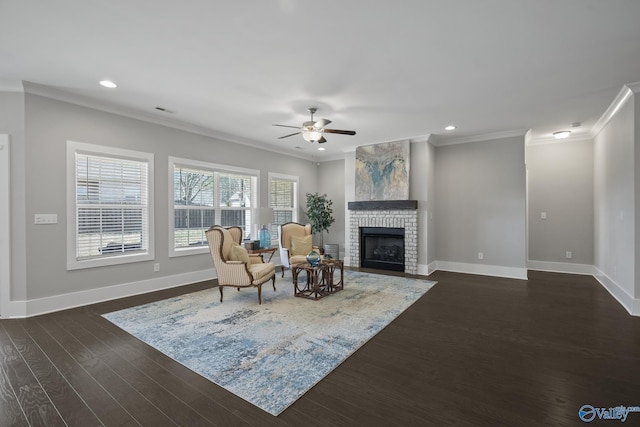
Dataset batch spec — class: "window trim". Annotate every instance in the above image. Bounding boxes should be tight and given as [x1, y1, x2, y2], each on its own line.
[66, 141, 155, 270]
[168, 156, 259, 257]
[268, 172, 299, 245]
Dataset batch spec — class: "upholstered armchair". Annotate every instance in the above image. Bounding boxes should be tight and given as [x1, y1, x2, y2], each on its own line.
[205, 226, 276, 304]
[277, 222, 320, 277]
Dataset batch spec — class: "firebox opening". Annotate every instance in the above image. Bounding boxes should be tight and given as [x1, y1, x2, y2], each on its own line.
[360, 227, 405, 272]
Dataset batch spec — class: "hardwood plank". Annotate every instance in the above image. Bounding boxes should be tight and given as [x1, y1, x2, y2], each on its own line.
[3, 319, 102, 426]
[0, 322, 64, 426]
[24, 316, 139, 426]
[2, 270, 640, 426]
[35, 312, 176, 426]
[0, 365, 27, 426]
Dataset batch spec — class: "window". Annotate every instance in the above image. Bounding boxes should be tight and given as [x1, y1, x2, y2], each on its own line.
[67, 141, 154, 270]
[269, 173, 298, 239]
[169, 157, 258, 256]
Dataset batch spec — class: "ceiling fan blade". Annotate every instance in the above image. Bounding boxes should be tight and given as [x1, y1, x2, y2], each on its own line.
[323, 129, 356, 135]
[314, 118, 331, 128]
[317, 136, 327, 143]
[278, 132, 301, 139]
[273, 124, 302, 129]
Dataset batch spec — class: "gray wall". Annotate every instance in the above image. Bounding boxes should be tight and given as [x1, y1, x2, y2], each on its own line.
[434, 136, 527, 271]
[317, 159, 346, 255]
[527, 139, 594, 265]
[12, 92, 319, 301]
[594, 92, 636, 299]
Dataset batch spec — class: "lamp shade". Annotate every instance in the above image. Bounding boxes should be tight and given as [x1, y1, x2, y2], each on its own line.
[256, 207, 275, 225]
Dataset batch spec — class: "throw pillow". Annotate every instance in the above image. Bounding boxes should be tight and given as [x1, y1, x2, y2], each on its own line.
[230, 244, 250, 264]
[290, 234, 312, 256]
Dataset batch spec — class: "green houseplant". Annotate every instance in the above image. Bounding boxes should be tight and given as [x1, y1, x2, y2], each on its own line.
[304, 192, 335, 248]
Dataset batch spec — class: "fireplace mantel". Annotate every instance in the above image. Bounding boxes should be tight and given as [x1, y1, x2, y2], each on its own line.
[348, 200, 418, 210]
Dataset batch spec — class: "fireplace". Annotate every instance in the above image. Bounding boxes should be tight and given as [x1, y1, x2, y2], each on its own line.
[360, 227, 405, 272]
[347, 200, 418, 275]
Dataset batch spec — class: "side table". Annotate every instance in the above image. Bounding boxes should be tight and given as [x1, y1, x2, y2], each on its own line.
[246, 246, 277, 262]
[292, 263, 330, 300]
[323, 259, 344, 293]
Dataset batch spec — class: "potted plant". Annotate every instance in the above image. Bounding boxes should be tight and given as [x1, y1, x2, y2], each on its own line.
[304, 192, 335, 249]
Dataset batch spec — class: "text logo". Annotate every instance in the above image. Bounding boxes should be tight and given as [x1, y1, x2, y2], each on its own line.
[579, 404, 640, 423]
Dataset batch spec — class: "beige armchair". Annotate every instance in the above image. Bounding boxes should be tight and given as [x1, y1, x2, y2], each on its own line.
[277, 222, 319, 277]
[205, 226, 276, 304]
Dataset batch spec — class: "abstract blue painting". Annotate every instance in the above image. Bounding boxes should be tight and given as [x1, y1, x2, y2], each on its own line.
[355, 140, 410, 201]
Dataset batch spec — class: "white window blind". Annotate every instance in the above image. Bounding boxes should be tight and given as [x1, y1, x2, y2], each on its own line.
[68, 143, 154, 270]
[173, 166, 214, 249]
[269, 174, 298, 237]
[169, 157, 258, 255]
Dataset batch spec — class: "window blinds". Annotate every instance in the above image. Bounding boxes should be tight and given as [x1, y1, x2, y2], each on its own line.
[75, 153, 149, 260]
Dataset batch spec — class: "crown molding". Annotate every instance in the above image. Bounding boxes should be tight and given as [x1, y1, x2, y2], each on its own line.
[591, 82, 640, 138]
[21, 81, 319, 162]
[431, 129, 528, 147]
[527, 134, 594, 146]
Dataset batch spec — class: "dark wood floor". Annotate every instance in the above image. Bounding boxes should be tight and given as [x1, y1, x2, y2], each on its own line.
[2, 269, 640, 426]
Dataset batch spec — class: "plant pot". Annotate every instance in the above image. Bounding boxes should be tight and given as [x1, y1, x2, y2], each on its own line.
[323, 244, 339, 260]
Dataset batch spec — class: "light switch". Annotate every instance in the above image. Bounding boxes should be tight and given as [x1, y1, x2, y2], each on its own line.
[34, 214, 58, 224]
[541, 212, 547, 220]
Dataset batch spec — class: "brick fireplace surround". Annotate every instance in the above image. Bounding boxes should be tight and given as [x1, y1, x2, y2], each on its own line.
[347, 200, 418, 275]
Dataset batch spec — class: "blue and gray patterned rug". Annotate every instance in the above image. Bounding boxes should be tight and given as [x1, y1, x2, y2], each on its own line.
[102, 270, 436, 415]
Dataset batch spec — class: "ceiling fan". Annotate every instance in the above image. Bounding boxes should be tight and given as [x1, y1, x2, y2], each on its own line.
[273, 107, 356, 143]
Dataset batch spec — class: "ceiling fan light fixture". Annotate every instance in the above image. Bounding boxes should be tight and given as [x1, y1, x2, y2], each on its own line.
[302, 129, 323, 142]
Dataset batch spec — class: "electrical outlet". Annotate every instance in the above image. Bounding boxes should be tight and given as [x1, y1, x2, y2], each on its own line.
[478, 252, 484, 260]
[541, 212, 547, 220]
[565, 251, 572, 259]
[154, 263, 160, 272]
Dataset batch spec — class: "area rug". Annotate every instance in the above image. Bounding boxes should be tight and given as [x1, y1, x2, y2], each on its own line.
[102, 270, 436, 415]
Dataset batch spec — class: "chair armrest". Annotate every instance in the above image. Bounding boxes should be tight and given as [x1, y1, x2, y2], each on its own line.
[248, 254, 263, 264]
[279, 247, 291, 267]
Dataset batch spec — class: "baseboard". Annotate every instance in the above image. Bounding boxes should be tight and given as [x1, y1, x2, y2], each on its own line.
[593, 267, 640, 317]
[417, 262, 438, 276]
[527, 260, 596, 275]
[5, 268, 216, 318]
[433, 261, 528, 280]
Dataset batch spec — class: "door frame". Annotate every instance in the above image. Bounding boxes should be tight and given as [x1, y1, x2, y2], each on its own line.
[0, 135, 10, 317]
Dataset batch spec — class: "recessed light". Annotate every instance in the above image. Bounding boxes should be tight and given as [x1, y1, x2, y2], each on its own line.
[553, 130, 571, 139]
[99, 80, 117, 89]
[318, 147, 325, 151]
[445, 125, 456, 131]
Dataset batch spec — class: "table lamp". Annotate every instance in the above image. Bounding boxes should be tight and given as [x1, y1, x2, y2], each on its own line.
[256, 207, 275, 249]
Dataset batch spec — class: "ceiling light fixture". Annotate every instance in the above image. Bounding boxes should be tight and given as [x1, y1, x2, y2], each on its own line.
[99, 80, 117, 89]
[445, 125, 456, 131]
[302, 129, 323, 142]
[553, 130, 571, 139]
[318, 147, 325, 151]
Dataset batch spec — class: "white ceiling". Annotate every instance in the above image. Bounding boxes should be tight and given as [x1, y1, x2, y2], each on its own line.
[2, 1, 640, 160]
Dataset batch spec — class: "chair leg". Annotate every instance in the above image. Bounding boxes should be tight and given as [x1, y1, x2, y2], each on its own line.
[219, 286, 224, 302]
[272, 275, 276, 291]
[257, 284, 262, 304]
[281, 266, 285, 277]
